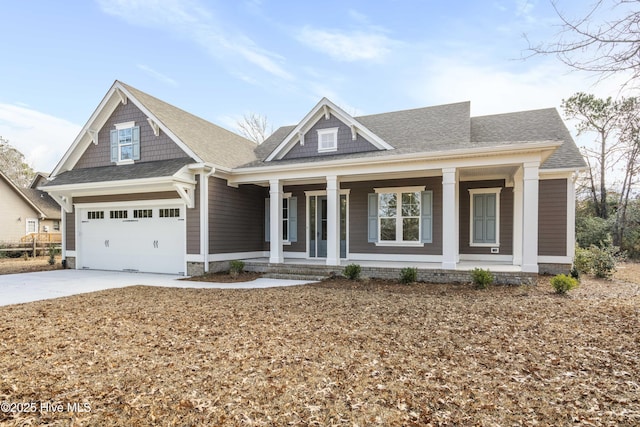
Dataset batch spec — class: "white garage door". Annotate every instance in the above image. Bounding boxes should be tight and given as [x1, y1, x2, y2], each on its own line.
[77, 203, 186, 275]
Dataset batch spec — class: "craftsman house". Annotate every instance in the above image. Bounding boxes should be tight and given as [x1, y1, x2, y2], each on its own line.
[0, 171, 61, 243]
[43, 81, 585, 279]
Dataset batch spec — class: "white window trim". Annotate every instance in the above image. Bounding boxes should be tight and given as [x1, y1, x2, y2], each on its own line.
[282, 194, 291, 244]
[375, 186, 426, 246]
[26, 218, 38, 234]
[469, 187, 501, 248]
[115, 121, 136, 165]
[317, 127, 338, 153]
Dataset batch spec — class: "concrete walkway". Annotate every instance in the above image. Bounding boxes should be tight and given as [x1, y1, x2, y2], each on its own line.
[0, 269, 318, 307]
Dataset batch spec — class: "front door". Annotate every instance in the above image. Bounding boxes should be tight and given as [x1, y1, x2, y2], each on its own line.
[309, 195, 346, 258]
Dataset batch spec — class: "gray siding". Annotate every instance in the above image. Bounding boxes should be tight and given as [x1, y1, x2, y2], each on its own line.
[459, 180, 513, 255]
[283, 114, 379, 160]
[65, 211, 75, 251]
[538, 179, 567, 256]
[209, 177, 266, 254]
[344, 177, 443, 255]
[74, 101, 188, 169]
[186, 178, 200, 255]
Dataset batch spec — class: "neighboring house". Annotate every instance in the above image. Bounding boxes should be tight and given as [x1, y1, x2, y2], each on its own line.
[43, 81, 586, 277]
[0, 170, 61, 242]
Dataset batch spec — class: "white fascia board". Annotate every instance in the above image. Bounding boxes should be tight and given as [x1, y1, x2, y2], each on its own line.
[539, 168, 585, 179]
[44, 175, 196, 198]
[265, 98, 394, 162]
[230, 141, 562, 185]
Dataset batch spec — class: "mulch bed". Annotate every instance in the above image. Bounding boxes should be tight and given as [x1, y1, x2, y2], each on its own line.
[0, 268, 639, 425]
[183, 271, 263, 283]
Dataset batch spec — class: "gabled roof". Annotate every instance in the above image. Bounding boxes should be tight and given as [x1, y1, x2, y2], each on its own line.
[245, 101, 585, 170]
[52, 81, 256, 176]
[119, 82, 257, 169]
[0, 170, 60, 219]
[264, 97, 394, 161]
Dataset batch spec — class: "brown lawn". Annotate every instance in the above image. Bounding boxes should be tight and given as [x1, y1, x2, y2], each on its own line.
[0, 256, 63, 275]
[0, 266, 639, 425]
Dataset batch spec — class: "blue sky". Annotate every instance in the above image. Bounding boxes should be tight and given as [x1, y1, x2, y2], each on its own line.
[0, 0, 632, 172]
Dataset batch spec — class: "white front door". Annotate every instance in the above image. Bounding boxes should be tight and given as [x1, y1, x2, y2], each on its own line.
[77, 203, 186, 275]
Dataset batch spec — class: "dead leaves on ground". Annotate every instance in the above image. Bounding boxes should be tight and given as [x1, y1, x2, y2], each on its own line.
[0, 274, 639, 426]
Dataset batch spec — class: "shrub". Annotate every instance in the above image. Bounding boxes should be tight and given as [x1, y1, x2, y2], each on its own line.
[471, 268, 494, 289]
[229, 260, 245, 277]
[48, 244, 59, 266]
[399, 267, 418, 284]
[573, 247, 592, 275]
[570, 265, 580, 281]
[343, 263, 361, 280]
[590, 245, 618, 279]
[551, 274, 579, 294]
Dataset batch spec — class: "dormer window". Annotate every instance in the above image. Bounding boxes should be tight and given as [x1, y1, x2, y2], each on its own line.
[110, 121, 140, 164]
[317, 128, 338, 153]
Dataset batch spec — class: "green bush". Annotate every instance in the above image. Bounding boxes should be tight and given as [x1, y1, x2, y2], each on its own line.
[570, 265, 580, 281]
[551, 274, 579, 294]
[48, 244, 59, 266]
[343, 263, 361, 280]
[229, 260, 245, 277]
[471, 268, 494, 289]
[574, 247, 592, 275]
[590, 245, 618, 279]
[399, 267, 418, 284]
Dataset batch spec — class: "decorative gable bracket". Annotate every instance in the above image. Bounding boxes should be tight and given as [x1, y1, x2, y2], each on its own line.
[147, 117, 161, 137]
[323, 105, 330, 120]
[350, 124, 357, 141]
[51, 193, 73, 213]
[298, 132, 305, 146]
[87, 129, 99, 145]
[115, 88, 128, 105]
[174, 184, 195, 209]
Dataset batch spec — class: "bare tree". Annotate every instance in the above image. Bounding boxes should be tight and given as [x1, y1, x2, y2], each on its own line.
[562, 93, 620, 219]
[236, 113, 272, 145]
[0, 136, 35, 188]
[527, 0, 640, 85]
[614, 96, 640, 244]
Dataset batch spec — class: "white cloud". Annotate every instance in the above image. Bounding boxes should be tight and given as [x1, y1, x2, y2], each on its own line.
[297, 26, 394, 62]
[410, 57, 632, 117]
[0, 104, 80, 173]
[97, 0, 292, 80]
[137, 64, 178, 86]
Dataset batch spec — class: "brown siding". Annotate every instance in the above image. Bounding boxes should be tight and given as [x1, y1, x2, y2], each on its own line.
[209, 177, 266, 254]
[459, 180, 513, 255]
[538, 179, 567, 256]
[74, 102, 188, 169]
[186, 178, 200, 255]
[283, 114, 379, 160]
[344, 177, 443, 255]
[65, 211, 75, 251]
[73, 191, 179, 204]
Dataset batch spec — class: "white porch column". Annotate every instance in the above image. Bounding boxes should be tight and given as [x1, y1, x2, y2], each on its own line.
[512, 168, 523, 267]
[269, 179, 284, 264]
[522, 162, 539, 273]
[326, 175, 341, 266]
[442, 168, 458, 269]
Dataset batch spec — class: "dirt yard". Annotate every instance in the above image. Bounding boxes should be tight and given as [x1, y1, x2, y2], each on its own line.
[0, 267, 639, 425]
[0, 256, 63, 275]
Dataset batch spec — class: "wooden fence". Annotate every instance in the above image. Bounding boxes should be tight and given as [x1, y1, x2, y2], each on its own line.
[1, 233, 62, 257]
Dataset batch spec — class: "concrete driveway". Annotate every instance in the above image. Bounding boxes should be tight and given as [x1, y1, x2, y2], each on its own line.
[0, 270, 317, 307]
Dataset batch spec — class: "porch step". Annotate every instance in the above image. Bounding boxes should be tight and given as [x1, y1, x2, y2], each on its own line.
[263, 273, 326, 281]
